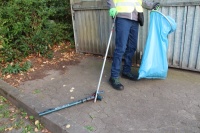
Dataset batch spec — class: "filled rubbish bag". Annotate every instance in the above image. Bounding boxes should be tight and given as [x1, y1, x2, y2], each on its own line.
[138, 11, 177, 79]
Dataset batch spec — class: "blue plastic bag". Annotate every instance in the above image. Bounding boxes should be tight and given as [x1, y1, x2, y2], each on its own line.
[138, 11, 177, 79]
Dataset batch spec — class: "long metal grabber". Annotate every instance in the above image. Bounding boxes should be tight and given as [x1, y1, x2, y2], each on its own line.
[94, 17, 116, 102]
[39, 91, 104, 116]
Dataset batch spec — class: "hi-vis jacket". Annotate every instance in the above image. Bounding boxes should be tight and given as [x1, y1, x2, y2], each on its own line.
[107, 0, 156, 21]
[114, 0, 143, 13]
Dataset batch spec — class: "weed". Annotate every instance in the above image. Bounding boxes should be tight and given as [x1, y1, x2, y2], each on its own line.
[2, 61, 32, 74]
[0, 96, 7, 102]
[29, 116, 34, 120]
[0, 125, 6, 132]
[13, 119, 25, 129]
[4, 110, 10, 118]
[33, 89, 41, 94]
[0, 96, 48, 132]
[22, 125, 34, 133]
[21, 111, 28, 118]
[85, 125, 95, 131]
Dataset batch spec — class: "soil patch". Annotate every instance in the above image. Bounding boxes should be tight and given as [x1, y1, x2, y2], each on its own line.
[0, 42, 84, 87]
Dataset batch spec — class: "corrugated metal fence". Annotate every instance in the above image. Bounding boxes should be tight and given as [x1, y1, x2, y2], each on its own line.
[70, 0, 200, 72]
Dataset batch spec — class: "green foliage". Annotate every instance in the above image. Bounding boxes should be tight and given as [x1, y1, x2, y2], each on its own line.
[29, 116, 34, 120]
[33, 89, 41, 94]
[85, 126, 95, 131]
[0, 0, 73, 64]
[0, 96, 46, 132]
[22, 125, 34, 133]
[2, 61, 32, 74]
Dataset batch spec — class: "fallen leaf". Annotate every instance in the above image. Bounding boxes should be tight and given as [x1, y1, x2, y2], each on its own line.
[70, 97, 74, 99]
[10, 118, 15, 121]
[35, 128, 39, 132]
[6, 75, 11, 78]
[41, 129, 49, 133]
[35, 120, 39, 125]
[66, 124, 70, 128]
[5, 127, 13, 131]
[9, 107, 15, 112]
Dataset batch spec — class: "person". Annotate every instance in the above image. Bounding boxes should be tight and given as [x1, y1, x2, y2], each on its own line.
[107, 0, 160, 90]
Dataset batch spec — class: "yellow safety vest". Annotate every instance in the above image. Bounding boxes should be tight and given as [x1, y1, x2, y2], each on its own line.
[114, 0, 143, 13]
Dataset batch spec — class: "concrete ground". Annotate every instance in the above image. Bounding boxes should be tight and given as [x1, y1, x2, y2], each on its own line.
[0, 55, 200, 133]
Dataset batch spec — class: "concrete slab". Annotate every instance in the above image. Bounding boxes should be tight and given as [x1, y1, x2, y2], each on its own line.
[1, 55, 200, 133]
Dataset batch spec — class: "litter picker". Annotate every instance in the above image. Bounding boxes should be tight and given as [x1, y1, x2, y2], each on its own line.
[39, 91, 104, 116]
[94, 18, 116, 102]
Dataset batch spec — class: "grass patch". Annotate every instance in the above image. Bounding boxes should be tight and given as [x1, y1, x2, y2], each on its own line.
[0, 96, 48, 132]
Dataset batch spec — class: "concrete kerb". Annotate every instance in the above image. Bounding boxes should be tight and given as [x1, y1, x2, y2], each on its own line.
[0, 79, 89, 133]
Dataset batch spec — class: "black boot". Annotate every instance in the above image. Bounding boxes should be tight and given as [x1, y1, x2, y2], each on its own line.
[122, 72, 138, 81]
[109, 77, 124, 90]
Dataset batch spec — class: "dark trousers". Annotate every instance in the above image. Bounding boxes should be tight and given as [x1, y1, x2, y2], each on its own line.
[111, 17, 139, 78]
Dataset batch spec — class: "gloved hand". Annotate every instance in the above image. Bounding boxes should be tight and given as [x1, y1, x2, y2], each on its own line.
[109, 8, 117, 18]
[153, 2, 160, 10]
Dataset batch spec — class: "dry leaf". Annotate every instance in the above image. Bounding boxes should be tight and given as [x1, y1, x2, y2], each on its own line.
[35, 120, 39, 125]
[9, 107, 15, 112]
[66, 124, 70, 128]
[10, 118, 15, 121]
[5, 127, 13, 131]
[41, 129, 49, 133]
[70, 87, 75, 92]
[6, 75, 11, 78]
[35, 128, 39, 132]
